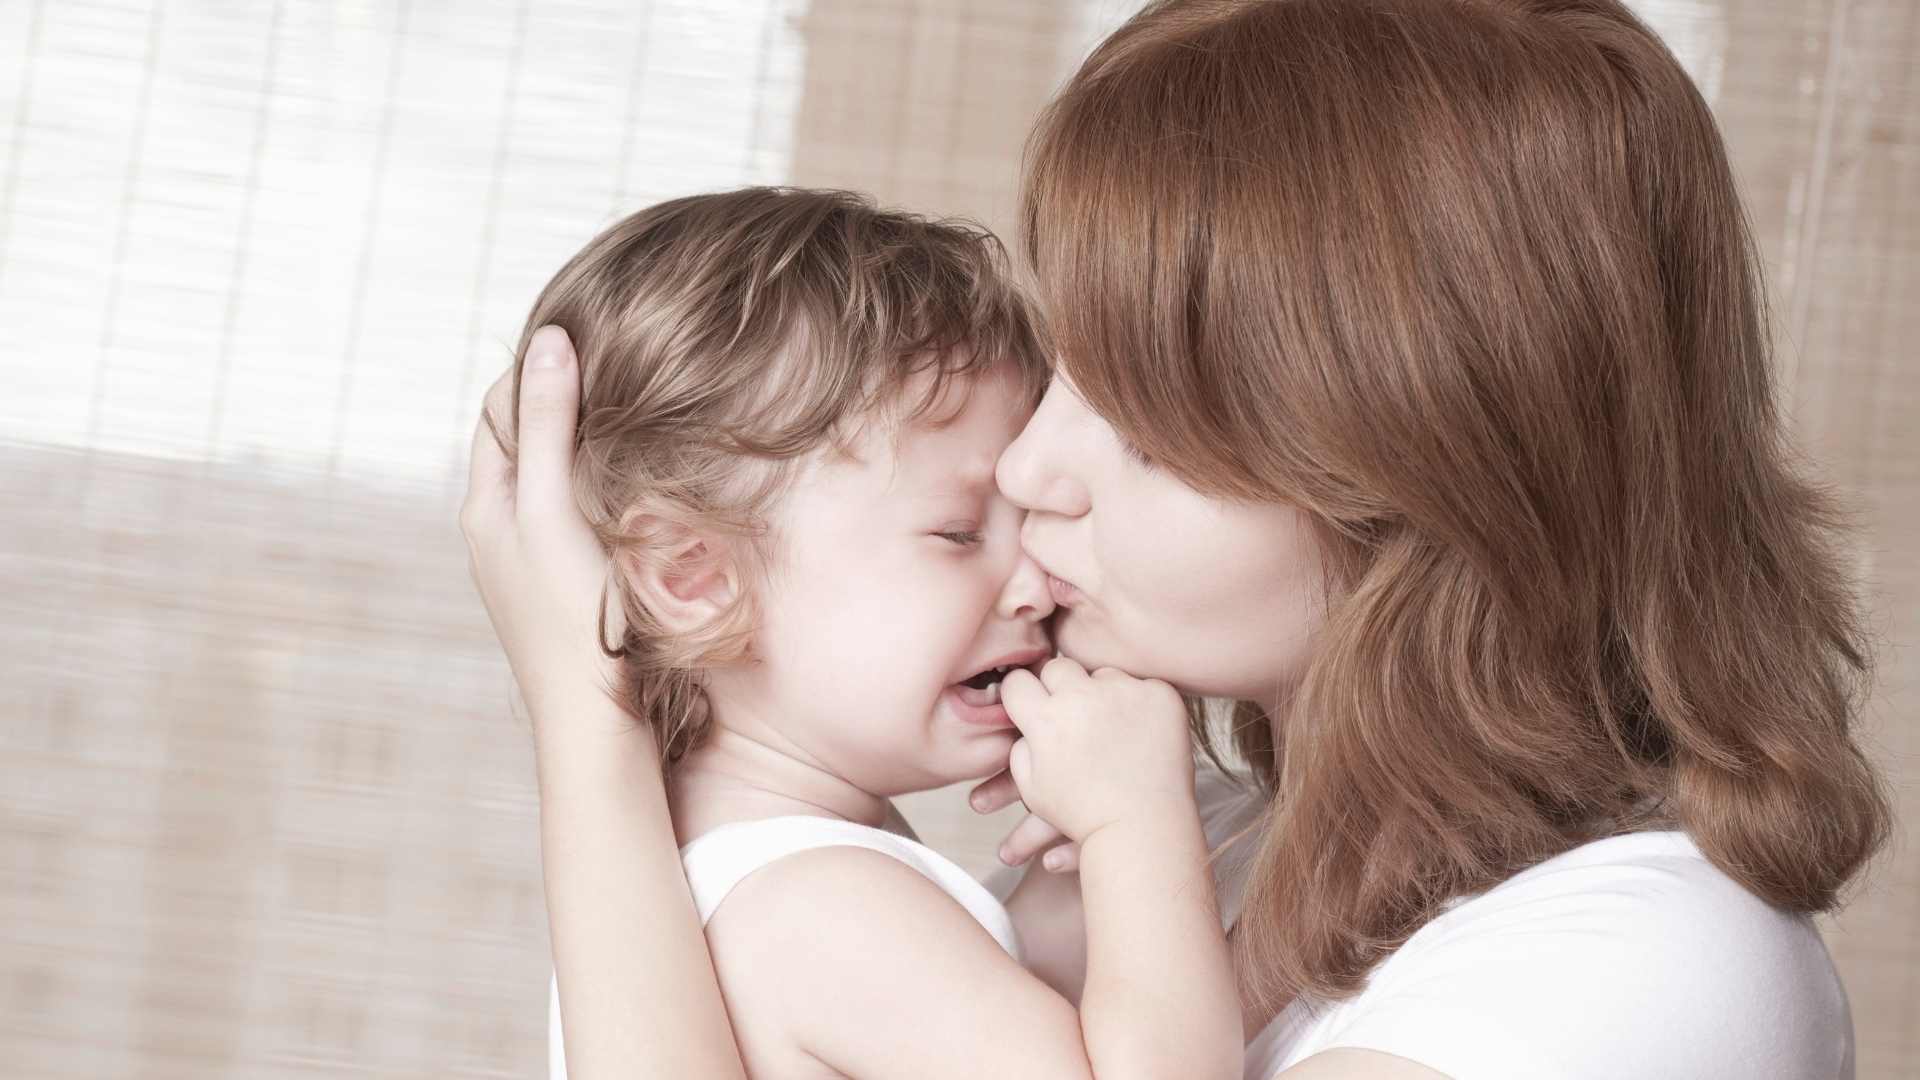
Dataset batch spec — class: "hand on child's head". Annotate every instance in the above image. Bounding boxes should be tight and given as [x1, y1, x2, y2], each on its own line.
[464, 326, 627, 724]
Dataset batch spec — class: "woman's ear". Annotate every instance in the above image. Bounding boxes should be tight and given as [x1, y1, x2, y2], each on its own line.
[616, 512, 740, 634]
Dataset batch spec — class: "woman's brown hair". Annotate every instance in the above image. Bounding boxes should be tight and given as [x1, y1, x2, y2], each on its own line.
[487, 187, 1046, 767]
[1022, 0, 1890, 1005]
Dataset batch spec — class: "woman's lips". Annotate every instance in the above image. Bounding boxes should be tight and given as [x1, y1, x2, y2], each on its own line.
[1046, 574, 1083, 608]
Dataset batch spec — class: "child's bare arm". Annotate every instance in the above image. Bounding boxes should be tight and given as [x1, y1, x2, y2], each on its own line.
[1004, 858, 1089, 1003]
[996, 812, 1231, 1076]
[1076, 804, 1235, 1079]
[999, 660, 1243, 1080]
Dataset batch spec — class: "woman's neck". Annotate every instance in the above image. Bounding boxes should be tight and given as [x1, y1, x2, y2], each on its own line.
[667, 722, 891, 846]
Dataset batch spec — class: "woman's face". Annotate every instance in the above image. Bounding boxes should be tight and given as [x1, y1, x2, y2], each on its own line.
[995, 370, 1327, 709]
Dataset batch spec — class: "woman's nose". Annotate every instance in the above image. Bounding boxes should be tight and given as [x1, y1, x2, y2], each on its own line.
[997, 548, 1057, 623]
[996, 387, 1090, 518]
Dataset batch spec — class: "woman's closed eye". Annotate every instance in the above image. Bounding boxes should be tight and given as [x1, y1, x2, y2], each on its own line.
[1118, 436, 1155, 469]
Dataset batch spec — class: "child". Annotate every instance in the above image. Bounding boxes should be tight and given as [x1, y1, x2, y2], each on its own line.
[492, 187, 1240, 1079]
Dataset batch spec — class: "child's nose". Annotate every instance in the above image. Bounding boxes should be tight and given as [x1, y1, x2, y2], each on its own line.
[997, 550, 1056, 623]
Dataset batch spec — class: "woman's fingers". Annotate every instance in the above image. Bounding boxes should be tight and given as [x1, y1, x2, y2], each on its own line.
[998, 812, 1069, 867]
[463, 368, 517, 535]
[458, 326, 622, 717]
[514, 325, 582, 521]
[1039, 842, 1080, 874]
[969, 769, 1020, 814]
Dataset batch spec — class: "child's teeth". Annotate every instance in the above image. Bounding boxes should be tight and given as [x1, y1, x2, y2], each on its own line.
[985, 682, 1001, 704]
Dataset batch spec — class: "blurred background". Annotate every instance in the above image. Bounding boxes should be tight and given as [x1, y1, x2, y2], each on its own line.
[0, 0, 1912, 1076]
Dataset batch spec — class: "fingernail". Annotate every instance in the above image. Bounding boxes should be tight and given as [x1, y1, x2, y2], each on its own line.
[1043, 850, 1064, 871]
[998, 845, 1015, 865]
[528, 326, 570, 368]
[970, 793, 989, 811]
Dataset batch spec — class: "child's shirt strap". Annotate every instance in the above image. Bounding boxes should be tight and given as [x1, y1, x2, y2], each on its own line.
[677, 815, 1024, 958]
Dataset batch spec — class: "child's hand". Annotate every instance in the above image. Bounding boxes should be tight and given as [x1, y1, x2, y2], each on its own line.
[1000, 658, 1197, 848]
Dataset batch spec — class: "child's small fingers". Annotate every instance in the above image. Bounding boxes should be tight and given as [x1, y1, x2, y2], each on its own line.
[998, 812, 1067, 867]
[1037, 656, 1091, 693]
[968, 770, 1020, 814]
[998, 668, 1047, 731]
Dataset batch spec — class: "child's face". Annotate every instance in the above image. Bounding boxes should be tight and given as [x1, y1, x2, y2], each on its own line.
[725, 365, 1055, 795]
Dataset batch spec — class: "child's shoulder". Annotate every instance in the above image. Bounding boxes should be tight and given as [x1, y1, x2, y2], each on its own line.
[688, 846, 989, 1078]
[697, 845, 1021, 1038]
[703, 844, 1081, 1080]
[711, 841, 975, 931]
[701, 835, 1011, 958]
[682, 813, 1025, 956]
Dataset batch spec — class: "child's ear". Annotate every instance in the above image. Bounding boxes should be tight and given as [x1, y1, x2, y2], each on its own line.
[617, 513, 739, 634]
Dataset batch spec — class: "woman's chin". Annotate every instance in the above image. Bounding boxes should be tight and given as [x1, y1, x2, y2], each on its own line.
[1053, 612, 1231, 699]
[1050, 609, 1091, 660]
[1052, 609, 1133, 675]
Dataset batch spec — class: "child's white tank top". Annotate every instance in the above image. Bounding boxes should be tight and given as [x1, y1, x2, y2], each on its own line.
[548, 814, 1024, 1079]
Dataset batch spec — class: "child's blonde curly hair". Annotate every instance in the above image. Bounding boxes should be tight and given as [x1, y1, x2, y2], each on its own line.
[487, 187, 1048, 767]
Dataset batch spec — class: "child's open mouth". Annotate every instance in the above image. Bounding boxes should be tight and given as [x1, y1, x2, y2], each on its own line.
[948, 647, 1050, 719]
[954, 665, 1016, 706]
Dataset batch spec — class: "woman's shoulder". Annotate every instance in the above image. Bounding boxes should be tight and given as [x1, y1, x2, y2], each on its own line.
[1424, 830, 1849, 1013]
[1266, 831, 1854, 1079]
[1430, 830, 1830, 967]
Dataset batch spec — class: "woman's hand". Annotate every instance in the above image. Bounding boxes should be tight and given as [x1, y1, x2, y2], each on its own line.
[971, 770, 1080, 873]
[467, 325, 747, 1079]
[461, 325, 621, 729]
[997, 658, 1198, 850]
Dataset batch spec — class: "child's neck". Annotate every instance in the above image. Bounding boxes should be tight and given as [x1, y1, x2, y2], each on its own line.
[667, 722, 892, 847]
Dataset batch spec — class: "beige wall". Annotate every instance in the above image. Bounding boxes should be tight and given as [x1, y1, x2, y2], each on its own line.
[0, 1, 1912, 1076]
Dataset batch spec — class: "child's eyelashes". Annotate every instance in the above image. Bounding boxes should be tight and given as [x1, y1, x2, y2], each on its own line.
[935, 528, 986, 548]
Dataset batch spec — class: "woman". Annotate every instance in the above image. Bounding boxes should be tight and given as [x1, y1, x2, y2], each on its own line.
[463, 1, 1889, 1076]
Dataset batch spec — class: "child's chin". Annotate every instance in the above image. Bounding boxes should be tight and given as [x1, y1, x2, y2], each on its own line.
[946, 732, 1018, 782]
[900, 738, 1012, 792]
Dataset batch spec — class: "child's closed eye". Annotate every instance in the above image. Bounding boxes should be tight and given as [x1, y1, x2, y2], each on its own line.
[935, 528, 985, 547]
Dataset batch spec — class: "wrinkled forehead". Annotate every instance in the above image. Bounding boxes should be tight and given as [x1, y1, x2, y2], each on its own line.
[834, 363, 1028, 497]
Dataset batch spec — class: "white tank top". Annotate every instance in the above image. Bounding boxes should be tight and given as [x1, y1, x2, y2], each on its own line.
[548, 814, 1024, 1079]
